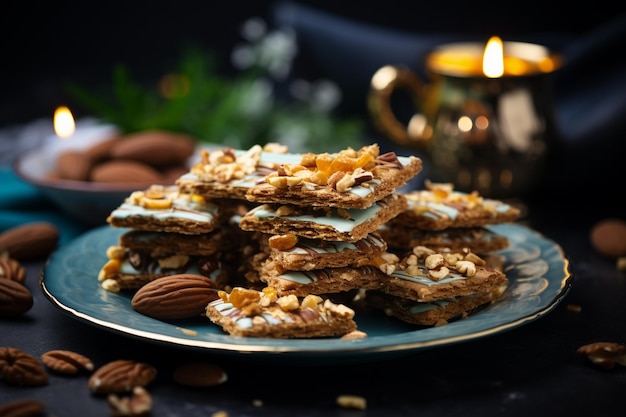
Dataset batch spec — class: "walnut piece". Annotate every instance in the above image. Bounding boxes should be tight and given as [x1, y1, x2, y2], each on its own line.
[577, 342, 626, 369]
[107, 386, 153, 417]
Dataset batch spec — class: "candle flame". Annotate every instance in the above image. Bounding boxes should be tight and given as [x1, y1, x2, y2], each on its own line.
[483, 36, 504, 78]
[53, 106, 76, 139]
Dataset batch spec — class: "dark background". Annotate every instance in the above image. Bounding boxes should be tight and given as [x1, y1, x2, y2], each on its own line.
[0, 0, 621, 128]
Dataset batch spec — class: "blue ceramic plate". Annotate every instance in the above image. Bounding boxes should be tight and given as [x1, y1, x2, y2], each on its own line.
[40, 224, 571, 363]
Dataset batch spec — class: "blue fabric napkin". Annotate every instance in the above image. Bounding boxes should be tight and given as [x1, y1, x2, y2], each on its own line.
[0, 166, 90, 247]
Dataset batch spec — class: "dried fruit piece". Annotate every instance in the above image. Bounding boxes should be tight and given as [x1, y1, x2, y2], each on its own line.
[0, 347, 48, 386]
[0, 278, 33, 317]
[41, 350, 94, 375]
[0, 399, 46, 417]
[172, 362, 228, 387]
[88, 360, 157, 394]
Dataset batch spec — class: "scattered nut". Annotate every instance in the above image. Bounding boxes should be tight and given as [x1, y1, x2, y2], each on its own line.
[577, 342, 626, 369]
[131, 274, 219, 320]
[88, 360, 157, 394]
[0, 399, 46, 417]
[107, 385, 153, 417]
[0, 347, 48, 386]
[172, 362, 228, 387]
[336, 394, 367, 410]
[590, 218, 626, 258]
[0, 278, 34, 317]
[41, 350, 94, 375]
[0, 222, 59, 262]
[0, 257, 26, 283]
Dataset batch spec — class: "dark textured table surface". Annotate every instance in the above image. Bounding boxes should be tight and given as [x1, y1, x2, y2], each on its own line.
[2, 192, 625, 416]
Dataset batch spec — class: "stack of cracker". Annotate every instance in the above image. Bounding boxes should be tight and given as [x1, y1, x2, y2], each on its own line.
[363, 181, 522, 326]
[182, 143, 422, 338]
[98, 184, 234, 293]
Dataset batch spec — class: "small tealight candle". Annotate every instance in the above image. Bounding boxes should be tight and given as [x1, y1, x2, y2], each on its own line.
[426, 36, 561, 78]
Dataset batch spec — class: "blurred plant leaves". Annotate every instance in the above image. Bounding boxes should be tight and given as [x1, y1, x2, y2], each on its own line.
[66, 48, 365, 153]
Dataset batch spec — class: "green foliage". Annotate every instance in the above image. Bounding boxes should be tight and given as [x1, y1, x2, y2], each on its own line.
[66, 48, 365, 153]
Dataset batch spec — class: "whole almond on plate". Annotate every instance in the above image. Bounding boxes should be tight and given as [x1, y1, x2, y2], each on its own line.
[0, 222, 59, 261]
[89, 160, 163, 184]
[41, 350, 94, 375]
[88, 359, 157, 394]
[131, 274, 219, 320]
[110, 130, 196, 167]
[0, 347, 48, 386]
[0, 257, 26, 283]
[0, 277, 33, 316]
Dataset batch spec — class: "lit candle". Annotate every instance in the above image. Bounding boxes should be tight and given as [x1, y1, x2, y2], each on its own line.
[49, 106, 118, 152]
[426, 37, 561, 78]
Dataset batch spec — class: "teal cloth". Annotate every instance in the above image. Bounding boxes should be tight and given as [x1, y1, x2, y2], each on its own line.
[0, 166, 90, 246]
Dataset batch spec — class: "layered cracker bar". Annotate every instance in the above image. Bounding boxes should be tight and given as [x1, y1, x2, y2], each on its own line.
[364, 286, 507, 326]
[246, 144, 422, 209]
[106, 184, 221, 235]
[176, 144, 301, 200]
[374, 246, 508, 303]
[257, 259, 386, 297]
[205, 286, 358, 338]
[239, 193, 407, 242]
[97, 244, 230, 292]
[378, 225, 510, 254]
[258, 232, 388, 271]
[390, 181, 521, 231]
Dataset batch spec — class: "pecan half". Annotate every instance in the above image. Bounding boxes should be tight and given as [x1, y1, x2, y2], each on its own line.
[88, 360, 157, 394]
[0, 257, 26, 283]
[0, 399, 45, 417]
[41, 350, 94, 375]
[0, 278, 33, 317]
[0, 347, 48, 386]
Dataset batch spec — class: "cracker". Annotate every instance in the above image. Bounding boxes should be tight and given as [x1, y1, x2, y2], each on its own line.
[119, 229, 227, 256]
[379, 226, 510, 254]
[106, 184, 221, 235]
[258, 232, 388, 271]
[239, 193, 407, 242]
[364, 286, 507, 326]
[205, 286, 358, 338]
[375, 246, 508, 302]
[257, 258, 385, 297]
[390, 182, 521, 231]
[245, 144, 422, 209]
[176, 145, 301, 200]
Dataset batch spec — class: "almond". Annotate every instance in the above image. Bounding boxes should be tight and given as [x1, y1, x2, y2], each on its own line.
[0, 278, 33, 317]
[89, 160, 163, 184]
[110, 130, 196, 167]
[54, 150, 93, 181]
[0, 222, 59, 261]
[88, 359, 157, 394]
[131, 274, 219, 320]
